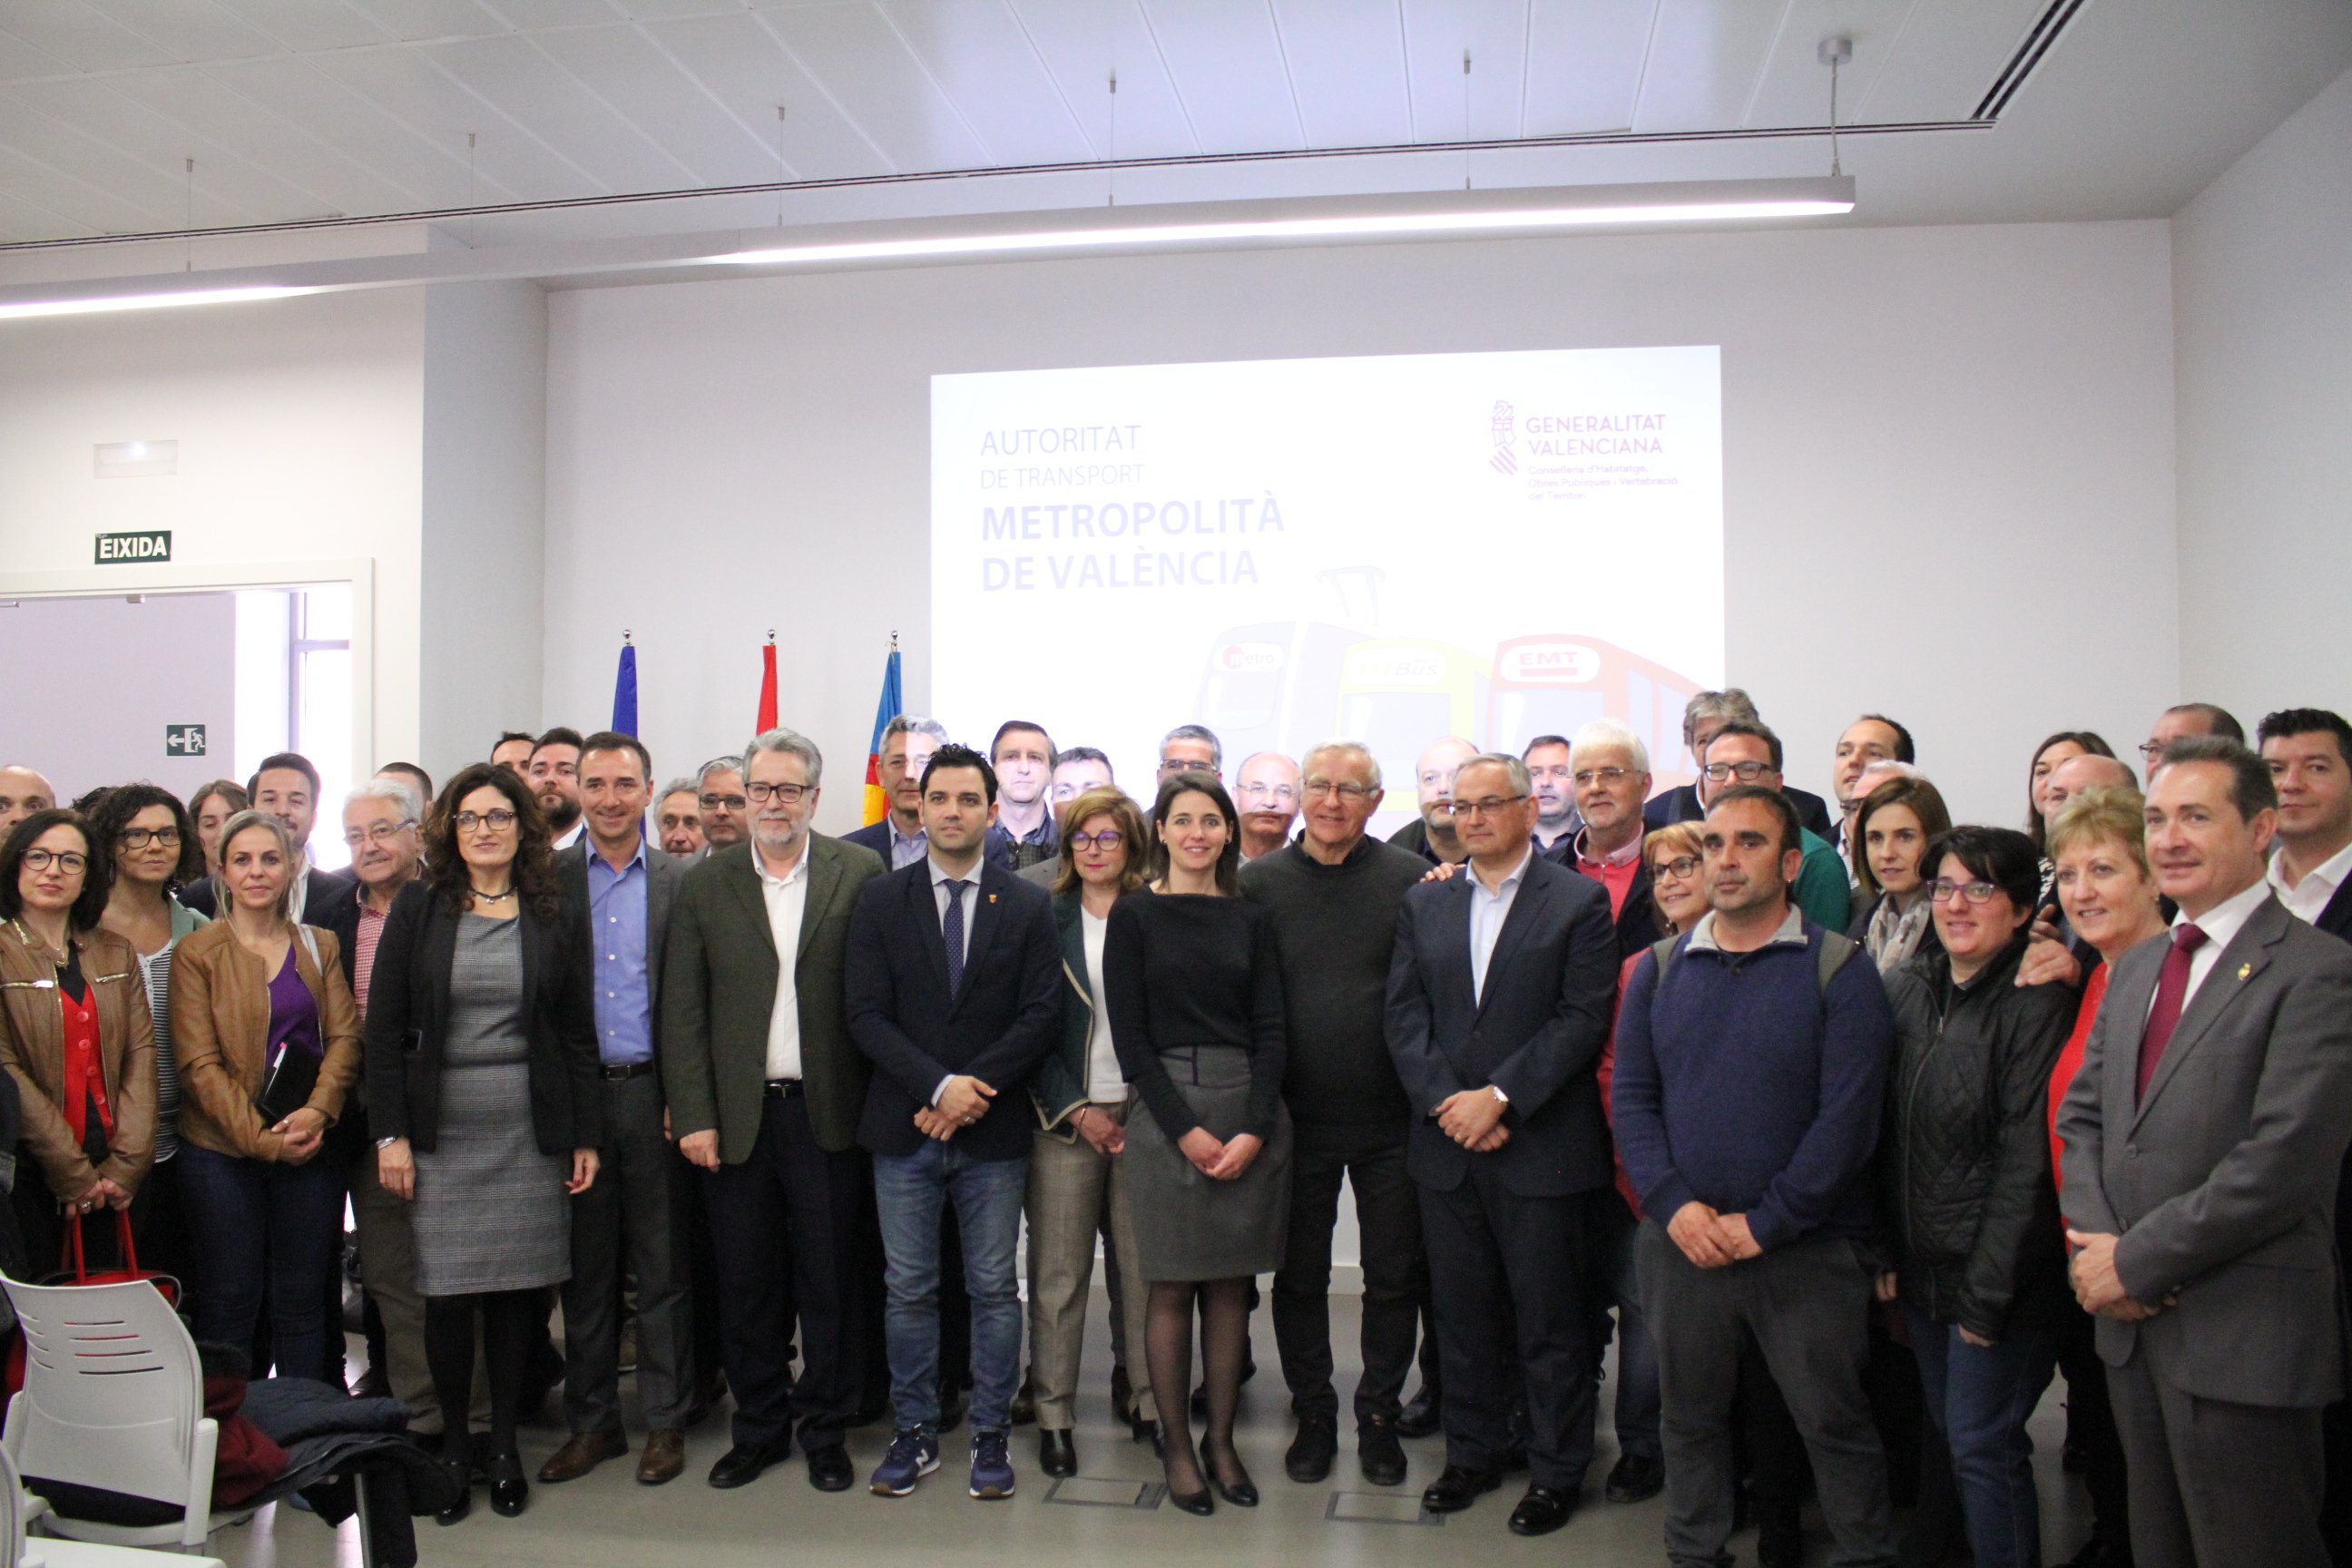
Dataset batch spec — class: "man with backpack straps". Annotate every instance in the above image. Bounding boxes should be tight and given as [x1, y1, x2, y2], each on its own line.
[1611, 784, 1901, 1568]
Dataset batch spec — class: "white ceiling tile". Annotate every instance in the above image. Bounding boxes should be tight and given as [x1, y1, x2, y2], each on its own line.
[0, 1, 178, 72]
[530, 22, 782, 183]
[1742, 0, 1917, 129]
[340, 0, 509, 44]
[1139, 0, 1302, 154]
[1631, 0, 1790, 132]
[1270, 0, 1411, 148]
[424, 32, 699, 190]
[0, 104, 193, 231]
[0, 25, 79, 83]
[1523, 0, 1657, 134]
[110, 64, 431, 212]
[11, 77, 346, 220]
[0, 91, 250, 223]
[476, 0, 627, 29]
[208, 0, 397, 52]
[754, 5, 991, 171]
[1855, 0, 2051, 123]
[0, 181, 95, 240]
[640, 10, 892, 178]
[1399, 0, 1533, 142]
[618, 0, 753, 18]
[877, 0, 1094, 167]
[81, 0, 286, 64]
[201, 54, 495, 203]
[306, 44, 603, 197]
[1006, 0, 1197, 160]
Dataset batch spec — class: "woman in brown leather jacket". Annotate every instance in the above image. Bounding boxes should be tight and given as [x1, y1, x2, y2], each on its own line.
[170, 809, 360, 1381]
[0, 808, 156, 1271]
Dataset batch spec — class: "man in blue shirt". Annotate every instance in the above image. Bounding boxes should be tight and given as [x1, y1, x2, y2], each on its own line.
[542, 732, 693, 1487]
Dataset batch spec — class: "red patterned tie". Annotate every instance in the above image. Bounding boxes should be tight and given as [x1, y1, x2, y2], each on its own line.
[2136, 922, 2208, 1102]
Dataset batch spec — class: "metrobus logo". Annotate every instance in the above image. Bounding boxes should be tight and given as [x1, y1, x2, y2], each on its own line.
[1345, 647, 1446, 686]
[1215, 642, 1284, 672]
[1500, 642, 1602, 684]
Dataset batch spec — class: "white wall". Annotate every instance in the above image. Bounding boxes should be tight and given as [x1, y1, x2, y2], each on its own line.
[544, 220, 2179, 833]
[2173, 64, 2352, 716]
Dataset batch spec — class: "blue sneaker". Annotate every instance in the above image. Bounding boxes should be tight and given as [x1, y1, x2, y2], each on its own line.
[870, 1428, 939, 1496]
[968, 1427, 1015, 1500]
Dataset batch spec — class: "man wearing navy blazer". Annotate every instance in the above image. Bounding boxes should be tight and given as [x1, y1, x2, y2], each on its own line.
[845, 744, 1060, 1503]
[1385, 752, 1620, 1536]
[2058, 738, 2352, 1568]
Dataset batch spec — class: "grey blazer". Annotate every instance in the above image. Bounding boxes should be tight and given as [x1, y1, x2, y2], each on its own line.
[557, 838, 685, 1044]
[2056, 892, 2352, 1407]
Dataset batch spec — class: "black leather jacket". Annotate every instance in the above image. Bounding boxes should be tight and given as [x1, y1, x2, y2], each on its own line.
[1880, 934, 2077, 1339]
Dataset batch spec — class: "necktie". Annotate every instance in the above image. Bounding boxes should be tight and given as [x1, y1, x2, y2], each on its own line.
[942, 879, 970, 1001]
[2135, 922, 2209, 1102]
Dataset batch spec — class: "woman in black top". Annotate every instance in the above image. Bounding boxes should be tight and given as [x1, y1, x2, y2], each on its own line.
[1104, 772, 1290, 1516]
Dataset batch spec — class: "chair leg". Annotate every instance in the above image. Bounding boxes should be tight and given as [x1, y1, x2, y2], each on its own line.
[355, 1473, 377, 1568]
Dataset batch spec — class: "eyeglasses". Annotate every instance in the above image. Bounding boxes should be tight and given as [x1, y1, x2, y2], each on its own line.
[2136, 740, 2166, 760]
[1929, 878, 2002, 906]
[1651, 856, 1700, 881]
[119, 827, 182, 849]
[342, 823, 415, 848]
[746, 782, 811, 805]
[1068, 830, 1125, 850]
[1445, 794, 1529, 818]
[452, 809, 518, 832]
[1235, 784, 1298, 806]
[1573, 768, 1632, 789]
[1701, 761, 1775, 783]
[22, 849, 87, 874]
[1301, 779, 1375, 801]
[699, 793, 749, 812]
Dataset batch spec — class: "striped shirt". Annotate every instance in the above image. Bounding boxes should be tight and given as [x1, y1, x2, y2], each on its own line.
[136, 944, 182, 1162]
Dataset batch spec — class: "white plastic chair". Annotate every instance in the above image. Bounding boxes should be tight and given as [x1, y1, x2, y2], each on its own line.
[0, 1274, 253, 1552]
[0, 1443, 223, 1568]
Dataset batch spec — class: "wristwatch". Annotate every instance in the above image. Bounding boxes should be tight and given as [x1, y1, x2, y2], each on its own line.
[375, 1135, 401, 1149]
[1488, 1084, 1510, 1107]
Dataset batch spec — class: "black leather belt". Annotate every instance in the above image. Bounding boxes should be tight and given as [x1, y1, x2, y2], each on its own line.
[600, 1061, 656, 1082]
[764, 1079, 805, 1098]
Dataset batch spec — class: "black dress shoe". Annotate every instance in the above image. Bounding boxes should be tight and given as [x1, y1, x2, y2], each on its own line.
[432, 1457, 472, 1526]
[1422, 1465, 1501, 1513]
[1166, 1483, 1214, 1516]
[1604, 1453, 1664, 1504]
[1010, 1373, 1038, 1427]
[805, 1444, 854, 1493]
[1357, 1416, 1407, 1487]
[1200, 1438, 1258, 1507]
[1396, 1386, 1440, 1438]
[1286, 1415, 1337, 1484]
[1509, 1485, 1575, 1536]
[1039, 1429, 1077, 1478]
[936, 1387, 967, 1436]
[708, 1438, 792, 1490]
[486, 1451, 527, 1518]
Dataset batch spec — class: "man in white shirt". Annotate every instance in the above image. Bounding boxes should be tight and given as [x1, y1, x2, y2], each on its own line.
[2259, 708, 2352, 938]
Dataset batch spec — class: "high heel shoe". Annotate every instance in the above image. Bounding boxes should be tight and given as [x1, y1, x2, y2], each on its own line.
[1131, 1416, 1166, 1458]
[1200, 1436, 1258, 1507]
[433, 1456, 472, 1525]
[1161, 1440, 1214, 1516]
[487, 1450, 528, 1517]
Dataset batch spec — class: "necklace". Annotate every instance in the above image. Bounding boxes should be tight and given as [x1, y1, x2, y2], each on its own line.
[469, 886, 517, 903]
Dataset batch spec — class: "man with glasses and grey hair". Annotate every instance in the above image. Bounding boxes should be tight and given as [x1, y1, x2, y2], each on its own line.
[1243, 740, 1432, 1488]
[847, 716, 955, 869]
[662, 728, 887, 1494]
[1645, 691, 1835, 841]
[695, 757, 750, 853]
[1157, 723, 1224, 785]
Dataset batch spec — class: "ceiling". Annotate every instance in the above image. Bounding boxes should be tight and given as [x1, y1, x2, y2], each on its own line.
[0, 0, 2347, 279]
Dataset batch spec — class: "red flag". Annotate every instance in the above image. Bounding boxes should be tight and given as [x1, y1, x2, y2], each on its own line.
[755, 638, 778, 733]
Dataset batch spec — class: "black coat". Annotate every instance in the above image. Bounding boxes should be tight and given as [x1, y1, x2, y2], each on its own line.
[360, 880, 603, 1154]
[1642, 781, 1835, 840]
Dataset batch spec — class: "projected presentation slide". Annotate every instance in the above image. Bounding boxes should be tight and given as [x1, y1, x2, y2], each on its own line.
[931, 346, 1724, 834]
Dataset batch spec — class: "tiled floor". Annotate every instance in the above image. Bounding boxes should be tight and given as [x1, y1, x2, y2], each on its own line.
[212, 1295, 2094, 1568]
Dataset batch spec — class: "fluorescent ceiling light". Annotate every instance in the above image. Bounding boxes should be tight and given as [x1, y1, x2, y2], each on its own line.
[708, 179, 1855, 268]
[0, 285, 318, 321]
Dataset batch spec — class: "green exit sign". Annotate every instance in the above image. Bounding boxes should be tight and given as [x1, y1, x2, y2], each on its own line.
[95, 530, 172, 564]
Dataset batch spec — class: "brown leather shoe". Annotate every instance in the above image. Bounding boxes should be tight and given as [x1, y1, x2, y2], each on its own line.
[637, 1428, 686, 1485]
[538, 1427, 627, 1484]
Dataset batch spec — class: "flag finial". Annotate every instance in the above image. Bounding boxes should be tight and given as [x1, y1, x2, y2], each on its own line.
[766, 628, 776, 645]
[890, 629, 900, 651]
[622, 628, 632, 644]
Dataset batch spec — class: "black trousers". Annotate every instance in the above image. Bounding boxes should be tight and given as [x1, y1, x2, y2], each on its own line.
[701, 1093, 871, 1452]
[2112, 1352, 2327, 1568]
[1417, 1164, 1595, 1491]
[1271, 1122, 1423, 1426]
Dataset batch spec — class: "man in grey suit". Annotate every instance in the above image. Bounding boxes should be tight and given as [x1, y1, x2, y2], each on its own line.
[2058, 736, 2352, 1568]
[541, 733, 694, 1486]
[661, 728, 887, 1494]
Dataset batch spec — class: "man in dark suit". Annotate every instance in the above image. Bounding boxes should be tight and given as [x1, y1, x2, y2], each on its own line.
[1642, 691, 1835, 840]
[537, 734, 693, 1487]
[662, 728, 886, 1494]
[1385, 751, 1619, 1536]
[843, 715, 950, 869]
[2060, 737, 2352, 1568]
[845, 743, 1059, 1502]
[181, 750, 355, 921]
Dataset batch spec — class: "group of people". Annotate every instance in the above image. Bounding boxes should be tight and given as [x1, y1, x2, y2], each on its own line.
[2, 686, 2348, 1568]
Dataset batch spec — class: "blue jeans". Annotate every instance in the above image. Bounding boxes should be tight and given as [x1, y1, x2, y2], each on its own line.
[1595, 1195, 1662, 1463]
[175, 1143, 347, 1381]
[872, 1141, 1027, 1434]
[1905, 1306, 2058, 1568]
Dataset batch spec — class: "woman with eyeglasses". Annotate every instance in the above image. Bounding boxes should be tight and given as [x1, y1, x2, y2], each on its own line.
[364, 763, 600, 1523]
[1876, 827, 2077, 1568]
[1024, 787, 1159, 1477]
[170, 809, 362, 1377]
[0, 809, 157, 1273]
[1847, 777, 1955, 974]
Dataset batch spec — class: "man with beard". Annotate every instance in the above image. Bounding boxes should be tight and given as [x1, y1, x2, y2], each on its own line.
[1388, 737, 1476, 867]
[530, 727, 587, 850]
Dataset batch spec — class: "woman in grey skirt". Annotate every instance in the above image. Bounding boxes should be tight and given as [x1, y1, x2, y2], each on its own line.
[1104, 771, 1291, 1517]
[366, 763, 601, 1524]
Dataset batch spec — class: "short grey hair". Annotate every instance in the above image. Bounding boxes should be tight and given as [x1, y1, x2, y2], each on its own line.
[745, 727, 824, 786]
[1681, 689, 1760, 746]
[346, 778, 421, 824]
[1161, 723, 1224, 769]
[1569, 719, 1650, 775]
[1457, 752, 1534, 796]
[881, 714, 949, 747]
[1302, 740, 1383, 791]
[696, 754, 745, 790]
[657, 777, 700, 804]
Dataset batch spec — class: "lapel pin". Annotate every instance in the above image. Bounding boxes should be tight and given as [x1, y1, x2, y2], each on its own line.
[2238, 963, 2251, 981]
[987, 893, 997, 904]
